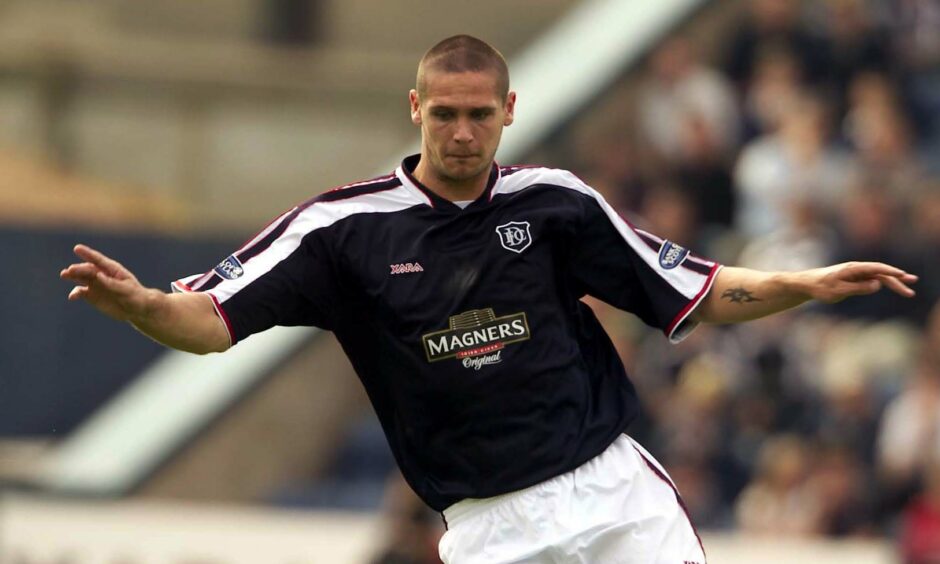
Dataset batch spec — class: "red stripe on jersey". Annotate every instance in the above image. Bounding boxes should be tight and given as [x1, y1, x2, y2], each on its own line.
[323, 173, 397, 194]
[234, 208, 294, 255]
[190, 174, 401, 292]
[666, 264, 720, 339]
[187, 210, 295, 292]
[232, 176, 396, 265]
[230, 177, 402, 270]
[188, 270, 218, 292]
[172, 280, 193, 292]
[499, 164, 545, 175]
[207, 292, 236, 346]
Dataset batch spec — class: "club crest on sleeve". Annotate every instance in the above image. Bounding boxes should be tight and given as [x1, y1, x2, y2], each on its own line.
[495, 221, 532, 254]
[658, 241, 689, 270]
[214, 255, 245, 280]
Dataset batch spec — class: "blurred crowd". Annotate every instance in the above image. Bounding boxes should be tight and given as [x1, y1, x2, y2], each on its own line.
[566, 0, 940, 561]
[336, 1, 940, 562]
[375, 0, 940, 562]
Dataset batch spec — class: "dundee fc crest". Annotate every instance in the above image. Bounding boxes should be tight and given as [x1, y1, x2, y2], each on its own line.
[495, 221, 532, 254]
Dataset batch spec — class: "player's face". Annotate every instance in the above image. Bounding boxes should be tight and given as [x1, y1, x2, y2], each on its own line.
[410, 70, 515, 184]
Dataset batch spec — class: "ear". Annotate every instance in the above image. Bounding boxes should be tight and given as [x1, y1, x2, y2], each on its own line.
[503, 91, 517, 126]
[409, 90, 422, 125]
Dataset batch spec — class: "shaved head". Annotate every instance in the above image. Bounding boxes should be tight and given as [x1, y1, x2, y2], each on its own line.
[417, 35, 510, 101]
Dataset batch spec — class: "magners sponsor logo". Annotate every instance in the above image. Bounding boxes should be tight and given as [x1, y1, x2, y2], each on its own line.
[422, 308, 530, 363]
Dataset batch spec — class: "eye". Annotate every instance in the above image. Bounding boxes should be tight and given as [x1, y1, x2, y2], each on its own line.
[471, 109, 492, 121]
[432, 110, 455, 120]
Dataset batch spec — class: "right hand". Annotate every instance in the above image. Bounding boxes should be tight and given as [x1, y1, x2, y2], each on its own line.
[60, 244, 155, 322]
[802, 261, 918, 304]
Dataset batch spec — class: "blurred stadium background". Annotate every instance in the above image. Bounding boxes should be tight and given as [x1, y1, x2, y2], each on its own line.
[0, 0, 939, 562]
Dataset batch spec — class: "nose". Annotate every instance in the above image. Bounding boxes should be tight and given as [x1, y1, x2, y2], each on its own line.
[453, 117, 473, 144]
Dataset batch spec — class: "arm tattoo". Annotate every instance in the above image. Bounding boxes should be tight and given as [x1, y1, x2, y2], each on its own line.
[721, 287, 761, 304]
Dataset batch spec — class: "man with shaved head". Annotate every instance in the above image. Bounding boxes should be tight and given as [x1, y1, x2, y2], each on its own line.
[410, 35, 514, 204]
[417, 35, 510, 100]
[62, 35, 917, 563]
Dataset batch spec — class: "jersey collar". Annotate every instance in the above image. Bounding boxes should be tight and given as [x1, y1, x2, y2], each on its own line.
[397, 154, 501, 210]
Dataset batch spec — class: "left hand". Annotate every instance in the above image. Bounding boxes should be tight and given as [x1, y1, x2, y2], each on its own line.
[805, 262, 918, 304]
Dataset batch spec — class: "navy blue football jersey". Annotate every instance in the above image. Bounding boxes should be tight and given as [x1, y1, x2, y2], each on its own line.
[174, 155, 721, 511]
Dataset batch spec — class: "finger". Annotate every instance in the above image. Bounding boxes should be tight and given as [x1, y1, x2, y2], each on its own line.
[61, 263, 100, 280]
[840, 279, 882, 299]
[860, 279, 882, 295]
[847, 262, 908, 279]
[68, 286, 88, 301]
[878, 274, 916, 298]
[61, 271, 99, 286]
[61, 266, 103, 287]
[826, 280, 878, 303]
[73, 244, 125, 277]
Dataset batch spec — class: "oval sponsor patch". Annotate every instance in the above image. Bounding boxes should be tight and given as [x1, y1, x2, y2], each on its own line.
[214, 255, 245, 280]
[658, 241, 689, 270]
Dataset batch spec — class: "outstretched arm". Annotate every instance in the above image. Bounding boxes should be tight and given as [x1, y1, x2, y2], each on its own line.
[60, 244, 231, 354]
[692, 262, 918, 324]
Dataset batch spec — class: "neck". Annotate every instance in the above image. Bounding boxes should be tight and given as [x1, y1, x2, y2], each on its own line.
[413, 156, 491, 202]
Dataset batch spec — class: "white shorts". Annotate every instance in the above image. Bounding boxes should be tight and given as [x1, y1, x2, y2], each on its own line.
[439, 434, 706, 564]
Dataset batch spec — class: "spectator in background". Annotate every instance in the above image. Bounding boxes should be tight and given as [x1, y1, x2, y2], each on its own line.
[843, 72, 925, 201]
[571, 127, 650, 213]
[828, 184, 920, 322]
[652, 353, 732, 472]
[575, 0, 940, 542]
[741, 46, 806, 138]
[725, 0, 829, 89]
[814, 0, 892, 121]
[548, 0, 940, 543]
[736, 197, 837, 272]
[900, 458, 940, 564]
[807, 443, 877, 537]
[923, 300, 940, 379]
[665, 453, 732, 529]
[885, 0, 940, 146]
[640, 347, 748, 528]
[729, 312, 825, 439]
[635, 37, 741, 248]
[815, 352, 882, 467]
[673, 114, 737, 243]
[637, 37, 741, 161]
[734, 94, 855, 238]
[876, 343, 940, 502]
[735, 434, 823, 535]
[637, 180, 700, 248]
[909, 188, 940, 309]
[629, 317, 720, 428]
[887, 0, 940, 72]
